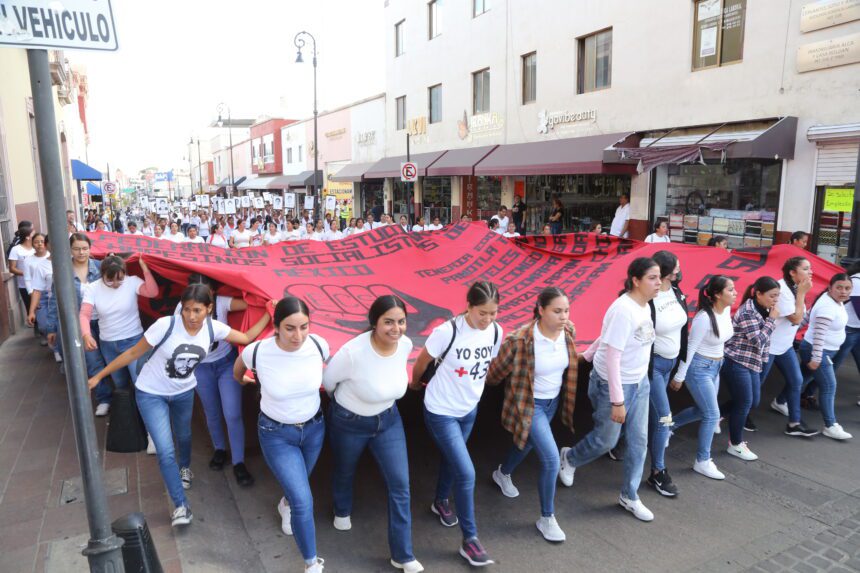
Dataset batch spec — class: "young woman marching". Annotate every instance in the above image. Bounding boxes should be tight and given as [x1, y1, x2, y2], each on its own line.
[487, 288, 577, 541]
[80, 255, 159, 416]
[410, 282, 502, 566]
[233, 297, 329, 573]
[645, 251, 689, 498]
[722, 277, 780, 461]
[799, 274, 854, 440]
[87, 284, 271, 526]
[8, 222, 35, 317]
[558, 257, 661, 522]
[766, 257, 819, 436]
[671, 275, 737, 480]
[323, 295, 423, 573]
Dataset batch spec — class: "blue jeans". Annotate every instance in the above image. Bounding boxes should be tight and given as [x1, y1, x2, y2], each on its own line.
[258, 411, 325, 564]
[327, 401, 414, 563]
[723, 357, 762, 445]
[673, 355, 722, 462]
[767, 350, 804, 424]
[58, 321, 109, 404]
[501, 396, 560, 517]
[136, 388, 195, 508]
[423, 406, 478, 539]
[565, 370, 650, 501]
[194, 348, 245, 464]
[832, 326, 860, 373]
[99, 333, 142, 394]
[798, 341, 838, 427]
[648, 355, 677, 472]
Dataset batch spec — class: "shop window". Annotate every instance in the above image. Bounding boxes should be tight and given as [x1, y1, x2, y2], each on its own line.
[472, 68, 490, 115]
[286, 148, 293, 164]
[298, 145, 303, 162]
[395, 19, 405, 57]
[522, 52, 536, 104]
[392, 180, 412, 221]
[813, 186, 854, 264]
[264, 136, 274, 163]
[653, 159, 780, 248]
[525, 174, 630, 234]
[361, 181, 385, 218]
[473, 0, 489, 17]
[692, 0, 746, 70]
[396, 96, 407, 130]
[422, 176, 451, 223]
[428, 1, 439, 39]
[578, 28, 612, 94]
[476, 176, 501, 221]
[428, 84, 442, 124]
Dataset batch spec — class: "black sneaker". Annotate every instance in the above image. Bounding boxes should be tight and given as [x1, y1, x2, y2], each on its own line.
[459, 537, 493, 567]
[233, 462, 255, 487]
[431, 499, 459, 527]
[785, 421, 819, 437]
[647, 469, 678, 497]
[744, 416, 757, 432]
[607, 447, 623, 462]
[209, 449, 227, 470]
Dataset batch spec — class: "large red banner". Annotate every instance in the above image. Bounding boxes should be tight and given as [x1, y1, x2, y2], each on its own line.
[88, 224, 842, 355]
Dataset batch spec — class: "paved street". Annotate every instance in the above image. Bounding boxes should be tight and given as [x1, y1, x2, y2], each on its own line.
[1, 329, 859, 573]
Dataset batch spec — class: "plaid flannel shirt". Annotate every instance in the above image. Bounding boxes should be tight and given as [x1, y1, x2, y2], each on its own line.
[486, 321, 578, 449]
[724, 298, 776, 373]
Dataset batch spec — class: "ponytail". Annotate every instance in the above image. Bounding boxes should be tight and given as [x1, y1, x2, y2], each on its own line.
[697, 275, 731, 337]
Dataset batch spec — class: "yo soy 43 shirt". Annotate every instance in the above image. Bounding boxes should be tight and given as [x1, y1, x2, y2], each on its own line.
[424, 315, 503, 418]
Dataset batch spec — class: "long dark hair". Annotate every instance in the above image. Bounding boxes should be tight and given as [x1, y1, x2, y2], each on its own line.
[534, 287, 567, 320]
[619, 257, 658, 296]
[812, 272, 850, 308]
[652, 250, 678, 279]
[180, 284, 214, 307]
[741, 276, 780, 305]
[466, 281, 499, 307]
[274, 296, 310, 328]
[707, 235, 727, 247]
[698, 275, 731, 337]
[782, 256, 808, 293]
[10, 221, 33, 249]
[367, 295, 408, 331]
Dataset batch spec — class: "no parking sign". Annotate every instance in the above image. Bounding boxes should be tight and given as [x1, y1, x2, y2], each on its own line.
[401, 162, 418, 182]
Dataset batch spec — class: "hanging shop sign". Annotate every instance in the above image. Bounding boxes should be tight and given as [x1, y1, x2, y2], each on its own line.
[537, 109, 597, 134]
[797, 31, 860, 72]
[801, 0, 860, 33]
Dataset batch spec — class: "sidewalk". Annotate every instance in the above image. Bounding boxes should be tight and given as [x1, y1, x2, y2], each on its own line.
[0, 328, 859, 572]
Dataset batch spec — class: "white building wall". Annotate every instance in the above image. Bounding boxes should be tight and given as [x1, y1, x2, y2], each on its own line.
[281, 123, 308, 176]
[350, 95, 387, 164]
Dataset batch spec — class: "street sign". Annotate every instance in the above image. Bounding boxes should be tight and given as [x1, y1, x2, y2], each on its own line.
[401, 162, 418, 182]
[103, 181, 117, 194]
[0, 0, 119, 52]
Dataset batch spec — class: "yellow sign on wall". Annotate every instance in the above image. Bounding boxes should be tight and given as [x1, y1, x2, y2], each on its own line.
[824, 187, 855, 212]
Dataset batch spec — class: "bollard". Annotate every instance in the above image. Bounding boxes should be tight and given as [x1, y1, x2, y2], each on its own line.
[106, 388, 148, 453]
[112, 512, 163, 573]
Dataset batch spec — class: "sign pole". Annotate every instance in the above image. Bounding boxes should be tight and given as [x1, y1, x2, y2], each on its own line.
[848, 142, 860, 261]
[27, 49, 126, 572]
[406, 133, 412, 226]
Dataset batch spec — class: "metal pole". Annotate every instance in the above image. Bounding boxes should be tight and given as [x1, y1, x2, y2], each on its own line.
[228, 108, 235, 199]
[197, 138, 203, 193]
[26, 49, 125, 572]
[312, 45, 320, 222]
[847, 142, 860, 261]
[406, 133, 412, 226]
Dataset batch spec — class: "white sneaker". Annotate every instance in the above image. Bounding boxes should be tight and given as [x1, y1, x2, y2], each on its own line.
[146, 435, 157, 455]
[333, 515, 352, 531]
[770, 398, 789, 417]
[94, 403, 110, 417]
[618, 495, 654, 522]
[492, 465, 519, 498]
[535, 515, 566, 541]
[558, 447, 575, 487]
[305, 557, 324, 572]
[53, 351, 63, 363]
[171, 505, 192, 527]
[390, 559, 424, 573]
[277, 497, 292, 535]
[714, 418, 723, 434]
[823, 423, 853, 441]
[693, 458, 725, 480]
[727, 442, 759, 461]
[180, 467, 193, 490]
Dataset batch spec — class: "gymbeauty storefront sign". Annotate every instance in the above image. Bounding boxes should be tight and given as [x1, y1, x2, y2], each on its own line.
[88, 224, 842, 356]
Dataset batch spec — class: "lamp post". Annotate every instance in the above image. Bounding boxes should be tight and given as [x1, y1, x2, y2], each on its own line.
[186, 137, 194, 198]
[294, 30, 320, 222]
[196, 138, 203, 193]
[216, 103, 235, 198]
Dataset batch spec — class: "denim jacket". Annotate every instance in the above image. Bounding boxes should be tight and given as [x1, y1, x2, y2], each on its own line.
[46, 258, 101, 334]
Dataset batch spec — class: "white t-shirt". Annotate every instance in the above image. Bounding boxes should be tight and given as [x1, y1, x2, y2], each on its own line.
[427, 224, 444, 231]
[141, 225, 154, 237]
[351, 226, 368, 234]
[167, 232, 185, 243]
[185, 236, 204, 244]
[644, 233, 671, 243]
[325, 230, 344, 241]
[412, 225, 425, 232]
[533, 324, 569, 400]
[198, 222, 210, 237]
[9, 244, 35, 288]
[310, 232, 325, 241]
[209, 234, 229, 248]
[243, 335, 330, 424]
[173, 295, 235, 363]
[770, 279, 805, 355]
[491, 215, 510, 230]
[803, 294, 848, 351]
[424, 316, 502, 417]
[675, 308, 734, 381]
[593, 294, 655, 385]
[652, 287, 688, 359]
[846, 274, 860, 329]
[282, 229, 302, 241]
[263, 232, 282, 246]
[27, 255, 53, 295]
[137, 315, 231, 396]
[82, 275, 145, 341]
[232, 229, 253, 248]
[610, 203, 630, 238]
[323, 331, 413, 416]
[503, 232, 520, 238]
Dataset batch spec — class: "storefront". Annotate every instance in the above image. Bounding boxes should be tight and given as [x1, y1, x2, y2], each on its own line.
[808, 123, 859, 265]
[363, 150, 447, 224]
[524, 174, 630, 233]
[420, 176, 451, 223]
[428, 146, 498, 224]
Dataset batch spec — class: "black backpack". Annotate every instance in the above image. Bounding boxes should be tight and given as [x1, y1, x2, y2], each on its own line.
[250, 335, 326, 385]
[420, 318, 499, 384]
[135, 315, 215, 376]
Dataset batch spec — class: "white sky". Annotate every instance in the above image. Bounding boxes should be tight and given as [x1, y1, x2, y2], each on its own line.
[75, 0, 385, 177]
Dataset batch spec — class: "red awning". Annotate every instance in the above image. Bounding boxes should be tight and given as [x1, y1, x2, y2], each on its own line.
[473, 132, 634, 176]
[426, 145, 499, 176]
[363, 151, 448, 179]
